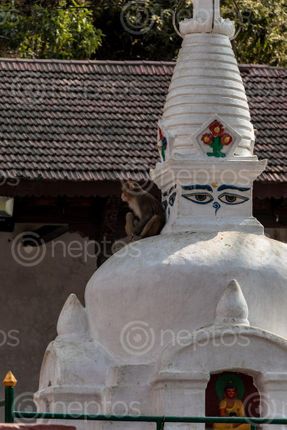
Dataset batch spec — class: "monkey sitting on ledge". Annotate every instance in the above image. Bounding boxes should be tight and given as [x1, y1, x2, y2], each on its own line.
[114, 180, 165, 251]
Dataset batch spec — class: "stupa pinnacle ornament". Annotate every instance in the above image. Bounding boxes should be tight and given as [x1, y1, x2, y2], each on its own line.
[180, 0, 235, 37]
[151, 0, 267, 234]
[57, 293, 89, 336]
[215, 279, 250, 326]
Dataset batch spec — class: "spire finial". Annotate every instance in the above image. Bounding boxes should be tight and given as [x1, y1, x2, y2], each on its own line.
[193, 0, 214, 18]
[3, 371, 17, 387]
[215, 280, 250, 326]
[180, 0, 235, 38]
[57, 293, 89, 336]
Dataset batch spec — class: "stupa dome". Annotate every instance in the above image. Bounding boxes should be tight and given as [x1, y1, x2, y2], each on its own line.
[85, 231, 287, 363]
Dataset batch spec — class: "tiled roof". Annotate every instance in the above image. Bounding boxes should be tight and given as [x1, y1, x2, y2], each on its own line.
[0, 59, 286, 183]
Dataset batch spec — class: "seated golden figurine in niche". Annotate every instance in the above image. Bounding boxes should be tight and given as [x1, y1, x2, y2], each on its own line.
[214, 383, 251, 430]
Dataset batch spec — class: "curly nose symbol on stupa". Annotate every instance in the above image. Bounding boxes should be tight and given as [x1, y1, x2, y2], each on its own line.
[151, 0, 267, 235]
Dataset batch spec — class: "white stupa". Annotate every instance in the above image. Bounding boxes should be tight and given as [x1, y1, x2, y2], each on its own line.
[35, 2, 287, 429]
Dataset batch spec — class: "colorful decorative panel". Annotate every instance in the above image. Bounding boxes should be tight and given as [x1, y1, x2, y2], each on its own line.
[196, 117, 241, 158]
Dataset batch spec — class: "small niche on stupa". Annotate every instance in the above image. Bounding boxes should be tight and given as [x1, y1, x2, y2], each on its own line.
[205, 372, 261, 430]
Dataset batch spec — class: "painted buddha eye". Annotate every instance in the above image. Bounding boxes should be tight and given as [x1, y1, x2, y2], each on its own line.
[182, 192, 214, 204]
[218, 193, 249, 205]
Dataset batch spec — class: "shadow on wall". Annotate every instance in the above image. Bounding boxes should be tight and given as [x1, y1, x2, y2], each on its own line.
[265, 228, 287, 243]
[0, 230, 97, 414]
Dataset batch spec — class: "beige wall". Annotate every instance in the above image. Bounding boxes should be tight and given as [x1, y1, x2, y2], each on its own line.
[0, 228, 97, 415]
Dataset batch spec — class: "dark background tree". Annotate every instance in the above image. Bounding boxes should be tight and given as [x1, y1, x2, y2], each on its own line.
[0, 0, 102, 59]
[0, 0, 286, 65]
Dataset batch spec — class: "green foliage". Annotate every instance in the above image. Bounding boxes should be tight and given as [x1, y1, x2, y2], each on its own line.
[0, 0, 286, 65]
[0, 0, 102, 59]
[222, 0, 287, 66]
[92, 0, 189, 60]
[93, 0, 287, 66]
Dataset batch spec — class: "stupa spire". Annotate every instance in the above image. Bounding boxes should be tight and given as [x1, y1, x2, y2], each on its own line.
[151, 2, 267, 235]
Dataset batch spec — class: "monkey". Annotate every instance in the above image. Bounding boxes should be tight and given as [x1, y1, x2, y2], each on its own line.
[122, 180, 165, 240]
[113, 180, 165, 251]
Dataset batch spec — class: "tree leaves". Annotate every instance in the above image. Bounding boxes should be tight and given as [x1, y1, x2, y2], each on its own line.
[0, 0, 102, 59]
[0, 0, 286, 65]
[93, 0, 287, 65]
[222, 0, 287, 66]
